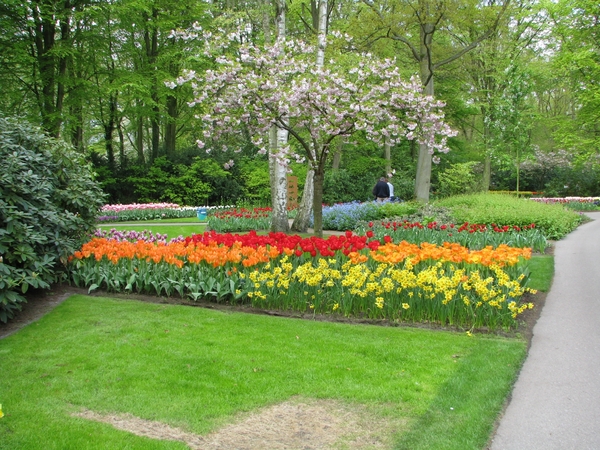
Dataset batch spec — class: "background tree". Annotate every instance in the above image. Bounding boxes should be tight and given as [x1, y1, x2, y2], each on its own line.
[357, 0, 510, 201]
[547, 0, 600, 158]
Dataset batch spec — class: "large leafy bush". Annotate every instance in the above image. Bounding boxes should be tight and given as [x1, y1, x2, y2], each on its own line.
[437, 162, 482, 197]
[0, 117, 106, 321]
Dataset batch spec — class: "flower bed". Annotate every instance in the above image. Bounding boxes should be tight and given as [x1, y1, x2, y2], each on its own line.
[529, 197, 600, 204]
[68, 230, 535, 331]
[207, 207, 273, 232]
[355, 220, 549, 253]
[98, 203, 236, 222]
[530, 197, 600, 211]
[92, 228, 169, 244]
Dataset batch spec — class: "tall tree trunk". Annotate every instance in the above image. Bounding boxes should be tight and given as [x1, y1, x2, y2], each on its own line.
[32, 3, 58, 137]
[292, 0, 327, 234]
[414, 21, 435, 202]
[165, 93, 177, 156]
[332, 140, 342, 170]
[312, 166, 325, 237]
[269, 127, 290, 232]
[104, 95, 116, 172]
[70, 102, 84, 153]
[482, 118, 492, 191]
[291, 169, 315, 232]
[54, 13, 70, 138]
[151, 100, 160, 162]
[136, 114, 145, 165]
[385, 139, 391, 175]
[145, 10, 160, 162]
[117, 118, 126, 169]
[267, 0, 290, 232]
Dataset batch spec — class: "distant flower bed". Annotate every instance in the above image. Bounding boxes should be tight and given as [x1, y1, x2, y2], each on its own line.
[530, 197, 600, 204]
[355, 220, 549, 253]
[98, 203, 235, 222]
[101, 202, 182, 212]
[530, 197, 600, 211]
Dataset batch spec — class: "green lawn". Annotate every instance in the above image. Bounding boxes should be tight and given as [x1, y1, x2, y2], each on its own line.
[105, 218, 201, 224]
[97, 224, 207, 241]
[525, 255, 554, 292]
[0, 295, 526, 449]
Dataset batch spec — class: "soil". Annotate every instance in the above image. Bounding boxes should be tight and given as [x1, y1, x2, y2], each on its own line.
[0, 253, 549, 449]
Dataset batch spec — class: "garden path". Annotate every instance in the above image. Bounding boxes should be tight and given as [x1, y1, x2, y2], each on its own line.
[489, 211, 600, 450]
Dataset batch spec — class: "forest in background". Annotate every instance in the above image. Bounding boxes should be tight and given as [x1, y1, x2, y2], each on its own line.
[1, 0, 599, 206]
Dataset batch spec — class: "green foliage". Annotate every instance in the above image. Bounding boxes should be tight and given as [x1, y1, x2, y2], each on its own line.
[0, 117, 106, 321]
[436, 193, 582, 240]
[390, 172, 416, 201]
[124, 156, 235, 206]
[437, 162, 482, 198]
[376, 201, 421, 219]
[238, 158, 272, 205]
[322, 169, 375, 204]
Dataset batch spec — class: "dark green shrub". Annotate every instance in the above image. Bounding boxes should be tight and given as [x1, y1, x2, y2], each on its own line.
[0, 117, 106, 322]
[322, 169, 374, 204]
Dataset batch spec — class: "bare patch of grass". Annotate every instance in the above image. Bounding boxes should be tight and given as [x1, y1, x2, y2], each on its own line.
[75, 398, 407, 450]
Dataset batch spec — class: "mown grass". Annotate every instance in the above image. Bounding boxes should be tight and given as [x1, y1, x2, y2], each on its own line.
[97, 224, 206, 241]
[110, 218, 202, 224]
[0, 295, 526, 449]
[525, 255, 555, 292]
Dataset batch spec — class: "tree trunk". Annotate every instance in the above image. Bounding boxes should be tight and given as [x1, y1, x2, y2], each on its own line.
[165, 93, 177, 156]
[117, 118, 126, 169]
[136, 114, 145, 165]
[482, 119, 492, 190]
[269, 126, 290, 232]
[104, 99, 116, 172]
[292, 0, 327, 234]
[70, 102, 84, 153]
[33, 5, 58, 137]
[384, 139, 391, 175]
[332, 140, 342, 170]
[291, 169, 314, 232]
[266, 0, 290, 232]
[483, 153, 491, 191]
[145, 10, 160, 162]
[312, 167, 325, 237]
[414, 21, 435, 202]
[151, 101, 160, 162]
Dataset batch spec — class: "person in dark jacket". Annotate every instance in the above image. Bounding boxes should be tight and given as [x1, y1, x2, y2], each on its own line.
[372, 177, 390, 202]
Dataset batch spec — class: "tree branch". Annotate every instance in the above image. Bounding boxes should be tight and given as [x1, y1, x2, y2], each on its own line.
[432, 0, 511, 70]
